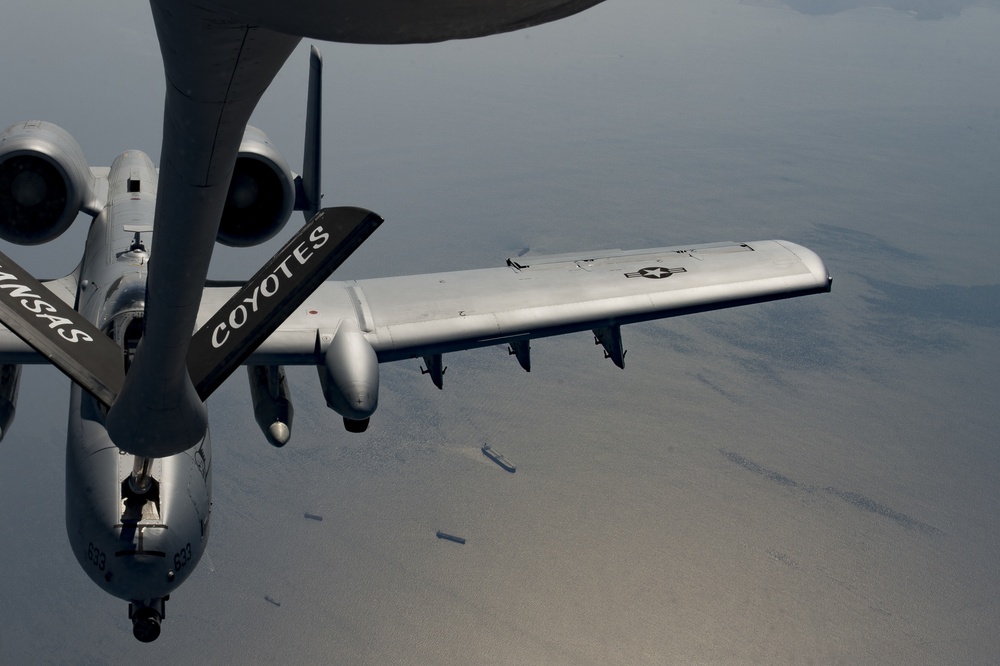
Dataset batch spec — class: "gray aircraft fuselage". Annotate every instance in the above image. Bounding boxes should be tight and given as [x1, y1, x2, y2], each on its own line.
[64, 150, 210, 634]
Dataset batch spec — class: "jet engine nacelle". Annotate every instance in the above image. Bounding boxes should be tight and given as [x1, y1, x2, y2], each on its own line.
[0, 120, 96, 245]
[318, 320, 380, 430]
[216, 126, 295, 247]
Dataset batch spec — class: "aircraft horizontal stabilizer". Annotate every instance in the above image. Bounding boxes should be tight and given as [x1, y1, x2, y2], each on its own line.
[0, 250, 124, 407]
[187, 206, 383, 399]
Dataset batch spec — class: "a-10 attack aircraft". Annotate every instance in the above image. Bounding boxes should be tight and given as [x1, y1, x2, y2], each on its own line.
[0, 0, 831, 642]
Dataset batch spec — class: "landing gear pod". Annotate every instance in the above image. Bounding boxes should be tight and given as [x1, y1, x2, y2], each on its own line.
[318, 319, 379, 427]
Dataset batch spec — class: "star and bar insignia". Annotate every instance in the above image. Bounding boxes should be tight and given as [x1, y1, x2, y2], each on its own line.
[624, 266, 687, 279]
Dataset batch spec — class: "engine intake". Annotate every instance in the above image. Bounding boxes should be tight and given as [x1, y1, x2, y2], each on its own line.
[217, 126, 295, 247]
[0, 121, 96, 245]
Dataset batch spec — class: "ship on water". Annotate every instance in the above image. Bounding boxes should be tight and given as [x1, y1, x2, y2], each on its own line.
[436, 531, 466, 544]
[482, 444, 516, 473]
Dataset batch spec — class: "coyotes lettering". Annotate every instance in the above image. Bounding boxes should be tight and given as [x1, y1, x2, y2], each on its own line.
[211, 225, 330, 348]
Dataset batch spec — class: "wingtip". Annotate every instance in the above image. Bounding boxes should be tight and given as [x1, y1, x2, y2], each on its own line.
[775, 240, 832, 292]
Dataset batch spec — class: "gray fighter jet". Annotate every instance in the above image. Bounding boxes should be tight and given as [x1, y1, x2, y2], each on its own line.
[0, 0, 831, 642]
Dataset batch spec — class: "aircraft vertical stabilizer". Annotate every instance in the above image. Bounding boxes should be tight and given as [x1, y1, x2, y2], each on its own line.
[297, 45, 323, 219]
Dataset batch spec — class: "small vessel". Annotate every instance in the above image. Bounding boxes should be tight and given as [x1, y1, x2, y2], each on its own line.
[436, 531, 466, 544]
[482, 443, 516, 473]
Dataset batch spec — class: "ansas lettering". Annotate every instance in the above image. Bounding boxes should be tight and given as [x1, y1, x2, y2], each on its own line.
[0, 271, 94, 343]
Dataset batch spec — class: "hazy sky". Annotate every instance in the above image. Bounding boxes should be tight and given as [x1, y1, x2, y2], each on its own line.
[1, 1, 999, 663]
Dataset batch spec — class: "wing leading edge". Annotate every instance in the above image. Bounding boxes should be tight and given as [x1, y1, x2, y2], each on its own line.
[195, 239, 831, 367]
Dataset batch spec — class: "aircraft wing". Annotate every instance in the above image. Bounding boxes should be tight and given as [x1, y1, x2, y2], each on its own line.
[0, 239, 830, 373]
[196, 239, 831, 368]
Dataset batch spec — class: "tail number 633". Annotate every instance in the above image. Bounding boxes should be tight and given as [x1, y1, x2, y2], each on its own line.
[173, 543, 193, 571]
